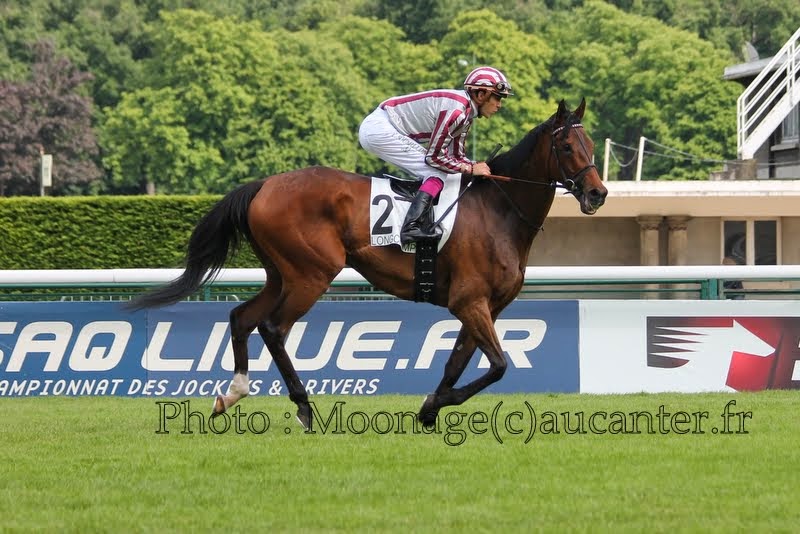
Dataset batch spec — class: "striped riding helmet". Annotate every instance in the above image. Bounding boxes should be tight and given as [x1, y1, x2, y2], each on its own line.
[463, 66, 514, 96]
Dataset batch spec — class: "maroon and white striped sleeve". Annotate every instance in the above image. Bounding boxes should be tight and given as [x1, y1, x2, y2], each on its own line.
[425, 109, 472, 173]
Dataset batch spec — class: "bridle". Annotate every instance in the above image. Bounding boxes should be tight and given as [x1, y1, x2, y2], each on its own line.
[549, 123, 597, 195]
[489, 122, 596, 192]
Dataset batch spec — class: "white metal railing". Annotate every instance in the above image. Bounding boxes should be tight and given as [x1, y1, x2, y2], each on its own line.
[1, 266, 799, 285]
[738, 26, 800, 159]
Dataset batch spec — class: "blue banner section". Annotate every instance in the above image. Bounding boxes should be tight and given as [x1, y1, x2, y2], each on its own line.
[0, 300, 579, 397]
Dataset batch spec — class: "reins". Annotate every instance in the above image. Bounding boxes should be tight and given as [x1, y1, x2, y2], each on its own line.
[435, 119, 595, 230]
[484, 173, 566, 190]
[487, 178, 542, 231]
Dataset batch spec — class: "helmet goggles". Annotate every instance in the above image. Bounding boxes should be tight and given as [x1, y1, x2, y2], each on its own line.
[463, 66, 514, 97]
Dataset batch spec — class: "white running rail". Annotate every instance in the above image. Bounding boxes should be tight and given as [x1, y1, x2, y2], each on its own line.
[1, 266, 800, 284]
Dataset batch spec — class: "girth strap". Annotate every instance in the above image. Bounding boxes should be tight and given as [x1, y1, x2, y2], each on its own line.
[413, 238, 439, 304]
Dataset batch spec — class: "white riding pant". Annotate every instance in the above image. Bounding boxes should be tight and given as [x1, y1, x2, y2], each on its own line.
[358, 107, 452, 182]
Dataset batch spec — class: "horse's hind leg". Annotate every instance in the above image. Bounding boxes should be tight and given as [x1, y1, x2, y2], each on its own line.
[256, 270, 341, 430]
[257, 320, 311, 429]
[212, 270, 282, 416]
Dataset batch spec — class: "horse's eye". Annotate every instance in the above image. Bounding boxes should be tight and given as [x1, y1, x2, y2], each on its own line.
[562, 143, 573, 154]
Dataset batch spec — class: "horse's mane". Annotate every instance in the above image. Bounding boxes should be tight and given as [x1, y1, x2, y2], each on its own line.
[488, 112, 579, 176]
[488, 119, 551, 176]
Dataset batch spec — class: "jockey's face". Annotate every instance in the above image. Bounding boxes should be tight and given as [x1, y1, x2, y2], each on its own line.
[475, 90, 505, 118]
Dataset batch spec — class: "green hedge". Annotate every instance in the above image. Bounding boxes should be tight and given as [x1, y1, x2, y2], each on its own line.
[0, 196, 259, 269]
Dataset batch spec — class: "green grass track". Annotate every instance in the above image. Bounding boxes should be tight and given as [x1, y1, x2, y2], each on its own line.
[1, 392, 797, 532]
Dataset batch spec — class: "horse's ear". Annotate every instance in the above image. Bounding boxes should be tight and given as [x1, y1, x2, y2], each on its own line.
[557, 99, 568, 120]
[575, 98, 586, 120]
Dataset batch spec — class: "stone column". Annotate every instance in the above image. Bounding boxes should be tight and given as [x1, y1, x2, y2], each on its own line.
[636, 215, 663, 299]
[666, 216, 692, 266]
[636, 215, 663, 266]
[667, 215, 692, 299]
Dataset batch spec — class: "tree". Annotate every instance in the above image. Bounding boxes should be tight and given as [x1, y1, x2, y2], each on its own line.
[317, 15, 442, 174]
[435, 10, 554, 160]
[101, 11, 267, 194]
[546, 1, 740, 180]
[321, 10, 555, 173]
[264, 26, 383, 175]
[606, 0, 800, 60]
[319, 16, 440, 98]
[362, 0, 471, 44]
[0, 40, 101, 196]
[0, 0, 149, 111]
[101, 10, 377, 193]
[55, 0, 148, 111]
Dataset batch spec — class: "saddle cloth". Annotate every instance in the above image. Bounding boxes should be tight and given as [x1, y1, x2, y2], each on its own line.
[369, 176, 461, 253]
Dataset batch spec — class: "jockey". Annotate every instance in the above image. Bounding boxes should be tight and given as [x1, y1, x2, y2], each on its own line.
[358, 66, 513, 245]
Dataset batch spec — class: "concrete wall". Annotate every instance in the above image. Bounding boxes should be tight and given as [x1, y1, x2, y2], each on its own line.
[781, 217, 800, 264]
[753, 143, 800, 180]
[755, 144, 771, 179]
[526, 215, 800, 267]
[526, 217, 639, 266]
[774, 146, 800, 179]
[686, 218, 720, 265]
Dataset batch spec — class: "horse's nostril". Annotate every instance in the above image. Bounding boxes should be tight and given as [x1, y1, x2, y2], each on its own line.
[589, 188, 607, 204]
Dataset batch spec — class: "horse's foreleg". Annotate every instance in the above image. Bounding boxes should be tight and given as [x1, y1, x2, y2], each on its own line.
[419, 302, 506, 426]
[418, 327, 477, 426]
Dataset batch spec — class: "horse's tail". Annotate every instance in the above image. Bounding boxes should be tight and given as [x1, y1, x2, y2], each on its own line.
[127, 180, 265, 310]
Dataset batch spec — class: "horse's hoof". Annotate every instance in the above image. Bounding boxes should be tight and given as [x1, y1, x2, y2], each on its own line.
[211, 395, 226, 418]
[296, 403, 312, 431]
[420, 410, 438, 428]
[418, 394, 438, 428]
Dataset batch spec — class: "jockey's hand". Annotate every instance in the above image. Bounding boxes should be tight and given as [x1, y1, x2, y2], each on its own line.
[471, 161, 491, 177]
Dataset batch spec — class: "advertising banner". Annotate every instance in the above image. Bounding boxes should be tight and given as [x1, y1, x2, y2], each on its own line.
[579, 300, 800, 393]
[0, 300, 580, 397]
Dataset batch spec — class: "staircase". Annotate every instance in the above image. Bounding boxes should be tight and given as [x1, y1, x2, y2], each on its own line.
[738, 26, 800, 159]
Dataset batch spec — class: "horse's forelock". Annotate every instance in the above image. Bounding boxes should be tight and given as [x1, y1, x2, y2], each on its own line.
[554, 111, 587, 142]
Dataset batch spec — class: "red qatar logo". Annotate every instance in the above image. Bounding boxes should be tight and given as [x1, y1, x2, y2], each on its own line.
[646, 317, 800, 391]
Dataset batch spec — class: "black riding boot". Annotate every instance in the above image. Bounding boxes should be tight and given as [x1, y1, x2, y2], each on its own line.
[400, 190, 442, 245]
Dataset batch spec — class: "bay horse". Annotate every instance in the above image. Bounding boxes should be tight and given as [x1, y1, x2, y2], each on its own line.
[130, 98, 607, 429]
